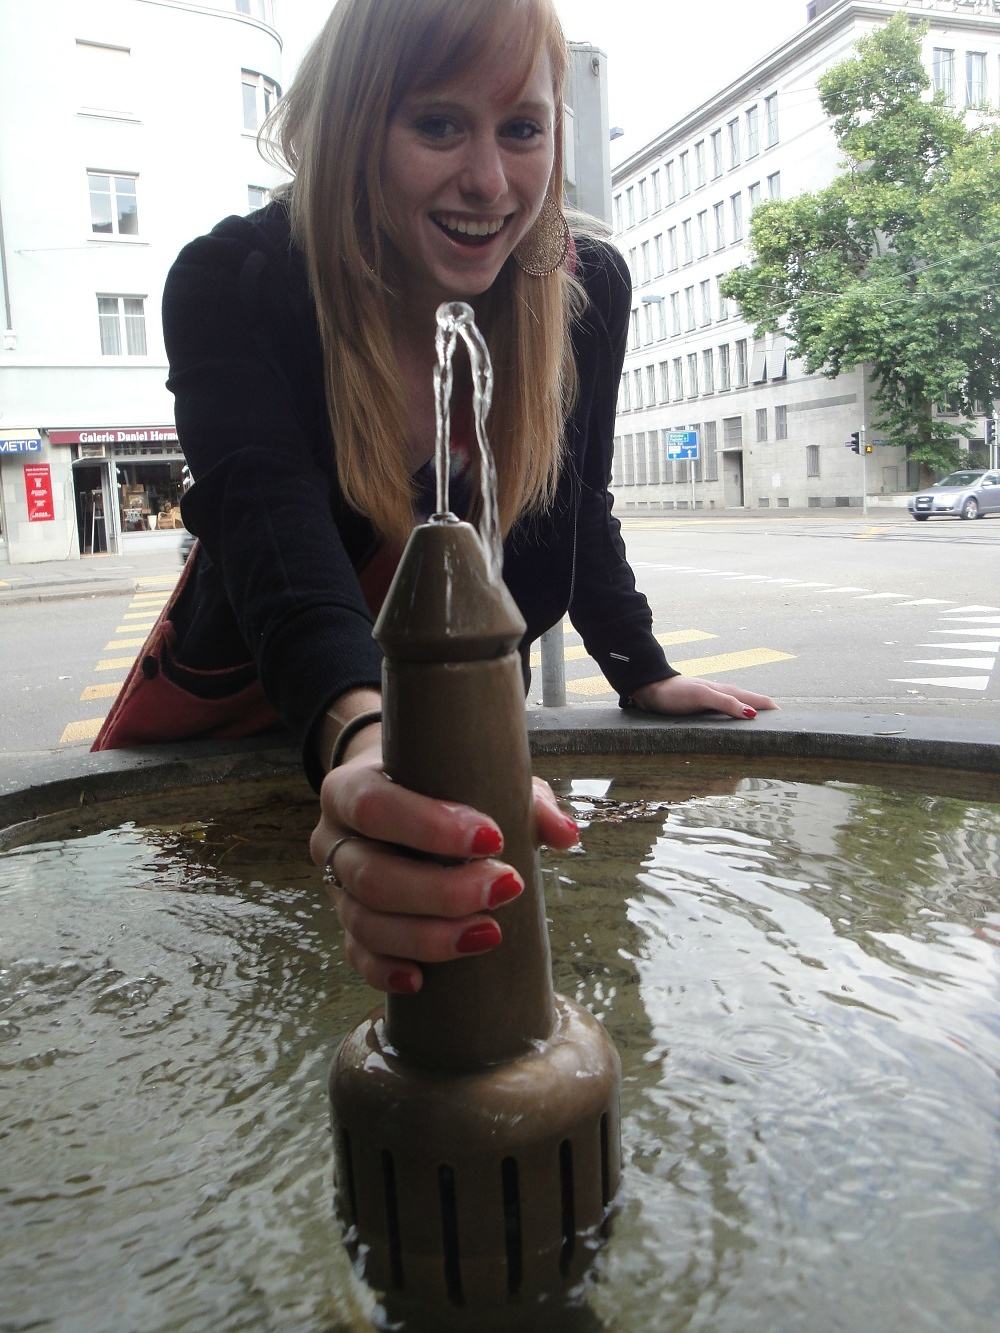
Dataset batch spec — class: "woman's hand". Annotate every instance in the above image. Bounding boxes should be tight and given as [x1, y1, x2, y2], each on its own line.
[631, 674, 778, 719]
[309, 735, 578, 995]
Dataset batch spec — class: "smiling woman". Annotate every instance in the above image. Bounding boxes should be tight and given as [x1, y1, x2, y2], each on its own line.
[91, 0, 777, 997]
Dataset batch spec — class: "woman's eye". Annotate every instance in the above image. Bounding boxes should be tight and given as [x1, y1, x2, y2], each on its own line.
[504, 119, 544, 142]
[415, 115, 458, 140]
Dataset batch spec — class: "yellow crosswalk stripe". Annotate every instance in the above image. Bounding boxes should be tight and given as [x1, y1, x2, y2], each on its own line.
[104, 637, 146, 650]
[81, 681, 123, 700]
[59, 717, 105, 744]
[96, 655, 138, 671]
[130, 594, 168, 605]
[122, 609, 159, 619]
[566, 646, 795, 696]
[115, 623, 153, 635]
[136, 575, 177, 588]
[530, 628, 717, 669]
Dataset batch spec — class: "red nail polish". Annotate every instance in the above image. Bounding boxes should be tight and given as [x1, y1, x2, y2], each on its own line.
[457, 921, 502, 954]
[488, 872, 523, 908]
[471, 826, 503, 856]
[562, 815, 580, 836]
[388, 970, 419, 994]
[743, 706, 757, 719]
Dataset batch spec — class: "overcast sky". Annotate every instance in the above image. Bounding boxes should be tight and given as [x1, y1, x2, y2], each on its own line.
[279, 0, 809, 163]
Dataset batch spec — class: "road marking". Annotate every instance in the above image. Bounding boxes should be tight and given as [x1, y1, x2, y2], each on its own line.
[530, 628, 717, 670]
[921, 641, 1000, 652]
[943, 604, 1000, 614]
[81, 682, 124, 700]
[96, 655, 138, 671]
[907, 656, 996, 669]
[893, 675, 991, 691]
[104, 636, 147, 650]
[115, 623, 154, 635]
[136, 575, 177, 588]
[897, 598, 955, 607]
[59, 717, 105, 744]
[121, 609, 159, 620]
[928, 626, 1000, 636]
[855, 592, 911, 600]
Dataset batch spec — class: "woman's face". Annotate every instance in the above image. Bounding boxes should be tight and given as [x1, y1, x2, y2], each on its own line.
[380, 40, 556, 317]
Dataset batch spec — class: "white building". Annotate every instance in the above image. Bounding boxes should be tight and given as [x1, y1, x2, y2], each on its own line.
[0, 0, 288, 564]
[610, 0, 1000, 514]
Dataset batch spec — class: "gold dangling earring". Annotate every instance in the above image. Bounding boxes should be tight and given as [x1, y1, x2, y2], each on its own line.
[513, 194, 571, 277]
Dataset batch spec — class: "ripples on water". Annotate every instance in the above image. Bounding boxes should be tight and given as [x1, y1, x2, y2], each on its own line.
[1, 760, 997, 1332]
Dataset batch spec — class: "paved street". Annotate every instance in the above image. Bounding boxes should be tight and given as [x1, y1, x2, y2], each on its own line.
[2, 508, 999, 763]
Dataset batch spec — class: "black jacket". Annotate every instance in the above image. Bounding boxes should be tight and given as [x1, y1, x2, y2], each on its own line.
[163, 202, 673, 785]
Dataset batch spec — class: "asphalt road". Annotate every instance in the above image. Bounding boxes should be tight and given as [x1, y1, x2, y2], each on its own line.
[2, 508, 999, 761]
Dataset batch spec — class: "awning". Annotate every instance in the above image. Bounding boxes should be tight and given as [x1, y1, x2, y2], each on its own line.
[46, 425, 178, 446]
[750, 339, 768, 383]
[766, 335, 788, 380]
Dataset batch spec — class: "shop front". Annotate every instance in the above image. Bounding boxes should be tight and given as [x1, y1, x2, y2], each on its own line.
[48, 426, 186, 548]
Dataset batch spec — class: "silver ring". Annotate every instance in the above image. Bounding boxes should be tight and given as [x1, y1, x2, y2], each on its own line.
[322, 833, 361, 889]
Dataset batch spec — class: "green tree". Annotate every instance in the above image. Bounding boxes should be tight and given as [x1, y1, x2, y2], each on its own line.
[722, 15, 1000, 477]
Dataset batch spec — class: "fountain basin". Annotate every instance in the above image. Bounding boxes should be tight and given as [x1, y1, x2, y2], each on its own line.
[1, 710, 997, 1330]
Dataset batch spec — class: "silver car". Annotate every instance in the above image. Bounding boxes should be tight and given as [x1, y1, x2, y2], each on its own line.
[908, 468, 1000, 521]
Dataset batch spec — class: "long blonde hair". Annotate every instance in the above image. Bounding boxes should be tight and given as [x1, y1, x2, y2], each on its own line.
[264, 0, 585, 546]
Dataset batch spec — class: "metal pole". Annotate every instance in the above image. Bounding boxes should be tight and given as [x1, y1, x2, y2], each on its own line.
[861, 423, 868, 516]
[993, 412, 998, 470]
[540, 623, 567, 707]
[689, 457, 695, 510]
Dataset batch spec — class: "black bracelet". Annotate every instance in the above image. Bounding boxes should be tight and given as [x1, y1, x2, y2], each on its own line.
[329, 710, 382, 771]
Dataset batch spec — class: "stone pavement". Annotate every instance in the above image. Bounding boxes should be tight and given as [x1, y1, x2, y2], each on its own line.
[0, 531, 187, 606]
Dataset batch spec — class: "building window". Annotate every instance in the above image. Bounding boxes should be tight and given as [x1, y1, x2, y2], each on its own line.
[651, 169, 661, 212]
[731, 192, 743, 241]
[247, 184, 269, 210]
[718, 343, 731, 390]
[727, 117, 740, 168]
[670, 292, 681, 336]
[648, 431, 661, 485]
[684, 286, 696, 331]
[665, 160, 675, 204]
[680, 150, 691, 196]
[641, 239, 651, 283]
[622, 434, 634, 484]
[932, 48, 954, 103]
[639, 178, 649, 220]
[734, 338, 748, 386]
[697, 210, 709, 257]
[242, 69, 279, 130]
[632, 367, 643, 409]
[806, 443, 820, 477]
[667, 226, 678, 270]
[767, 171, 781, 199]
[614, 193, 623, 232]
[88, 172, 138, 236]
[756, 407, 768, 442]
[98, 294, 147, 356]
[704, 420, 719, 480]
[682, 218, 693, 264]
[746, 105, 759, 158]
[629, 308, 639, 349]
[628, 247, 638, 284]
[635, 432, 648, 485]
[659, 361, 670, 402]
[702, 348, 715, 394]
[673, 358, 685, 400]
[700, 278, 712, 325]
[775, 404, 788, 439]
[765, 93, 779, 147]
[645, 365, 656, 404]
[713, 201, 725, 249]
[694, 139, 706, 188]
[643, 303, 654, 345]
[966, 52, 987, 108]
[748, 181, 761, 213]
[687, 353, 699, 397]
[723, 415, 743, 448]
[716, 274, 728, 320]
[620, 373, 631, 411]
[655, 300, 668, 340]
[750, 338, 768, 383]
[653, 232, 664, 275]
[711, 129, 723, 178]
[626, 186, 635, 226]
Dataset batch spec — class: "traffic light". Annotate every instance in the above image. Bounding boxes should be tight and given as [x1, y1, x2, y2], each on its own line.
[847, 431, 861, 454]
[864, 442, 874, 454]
[987, 418, 997, 447]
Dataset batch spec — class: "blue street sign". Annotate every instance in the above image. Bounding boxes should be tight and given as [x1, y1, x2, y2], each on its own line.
[666, 429, 699, 461]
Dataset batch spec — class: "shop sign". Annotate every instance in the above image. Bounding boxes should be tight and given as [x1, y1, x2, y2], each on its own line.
[47, 426, 178, 446]
[0, 437, 42, 455]
[24, 463, 55, 522]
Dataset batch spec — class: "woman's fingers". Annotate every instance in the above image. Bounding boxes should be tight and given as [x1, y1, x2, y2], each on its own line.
[318, 758, 505, 860]
[632, 674, 779, 718]
[532, 776, 580, 849]
[335, 889, 503, 968]
[325, 837, 523, 917]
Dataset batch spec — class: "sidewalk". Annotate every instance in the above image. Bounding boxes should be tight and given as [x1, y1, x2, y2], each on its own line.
[0, 531, 186, 606]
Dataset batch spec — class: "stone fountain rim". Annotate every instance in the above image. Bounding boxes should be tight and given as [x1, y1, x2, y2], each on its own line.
[0, 708, 996, 842]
